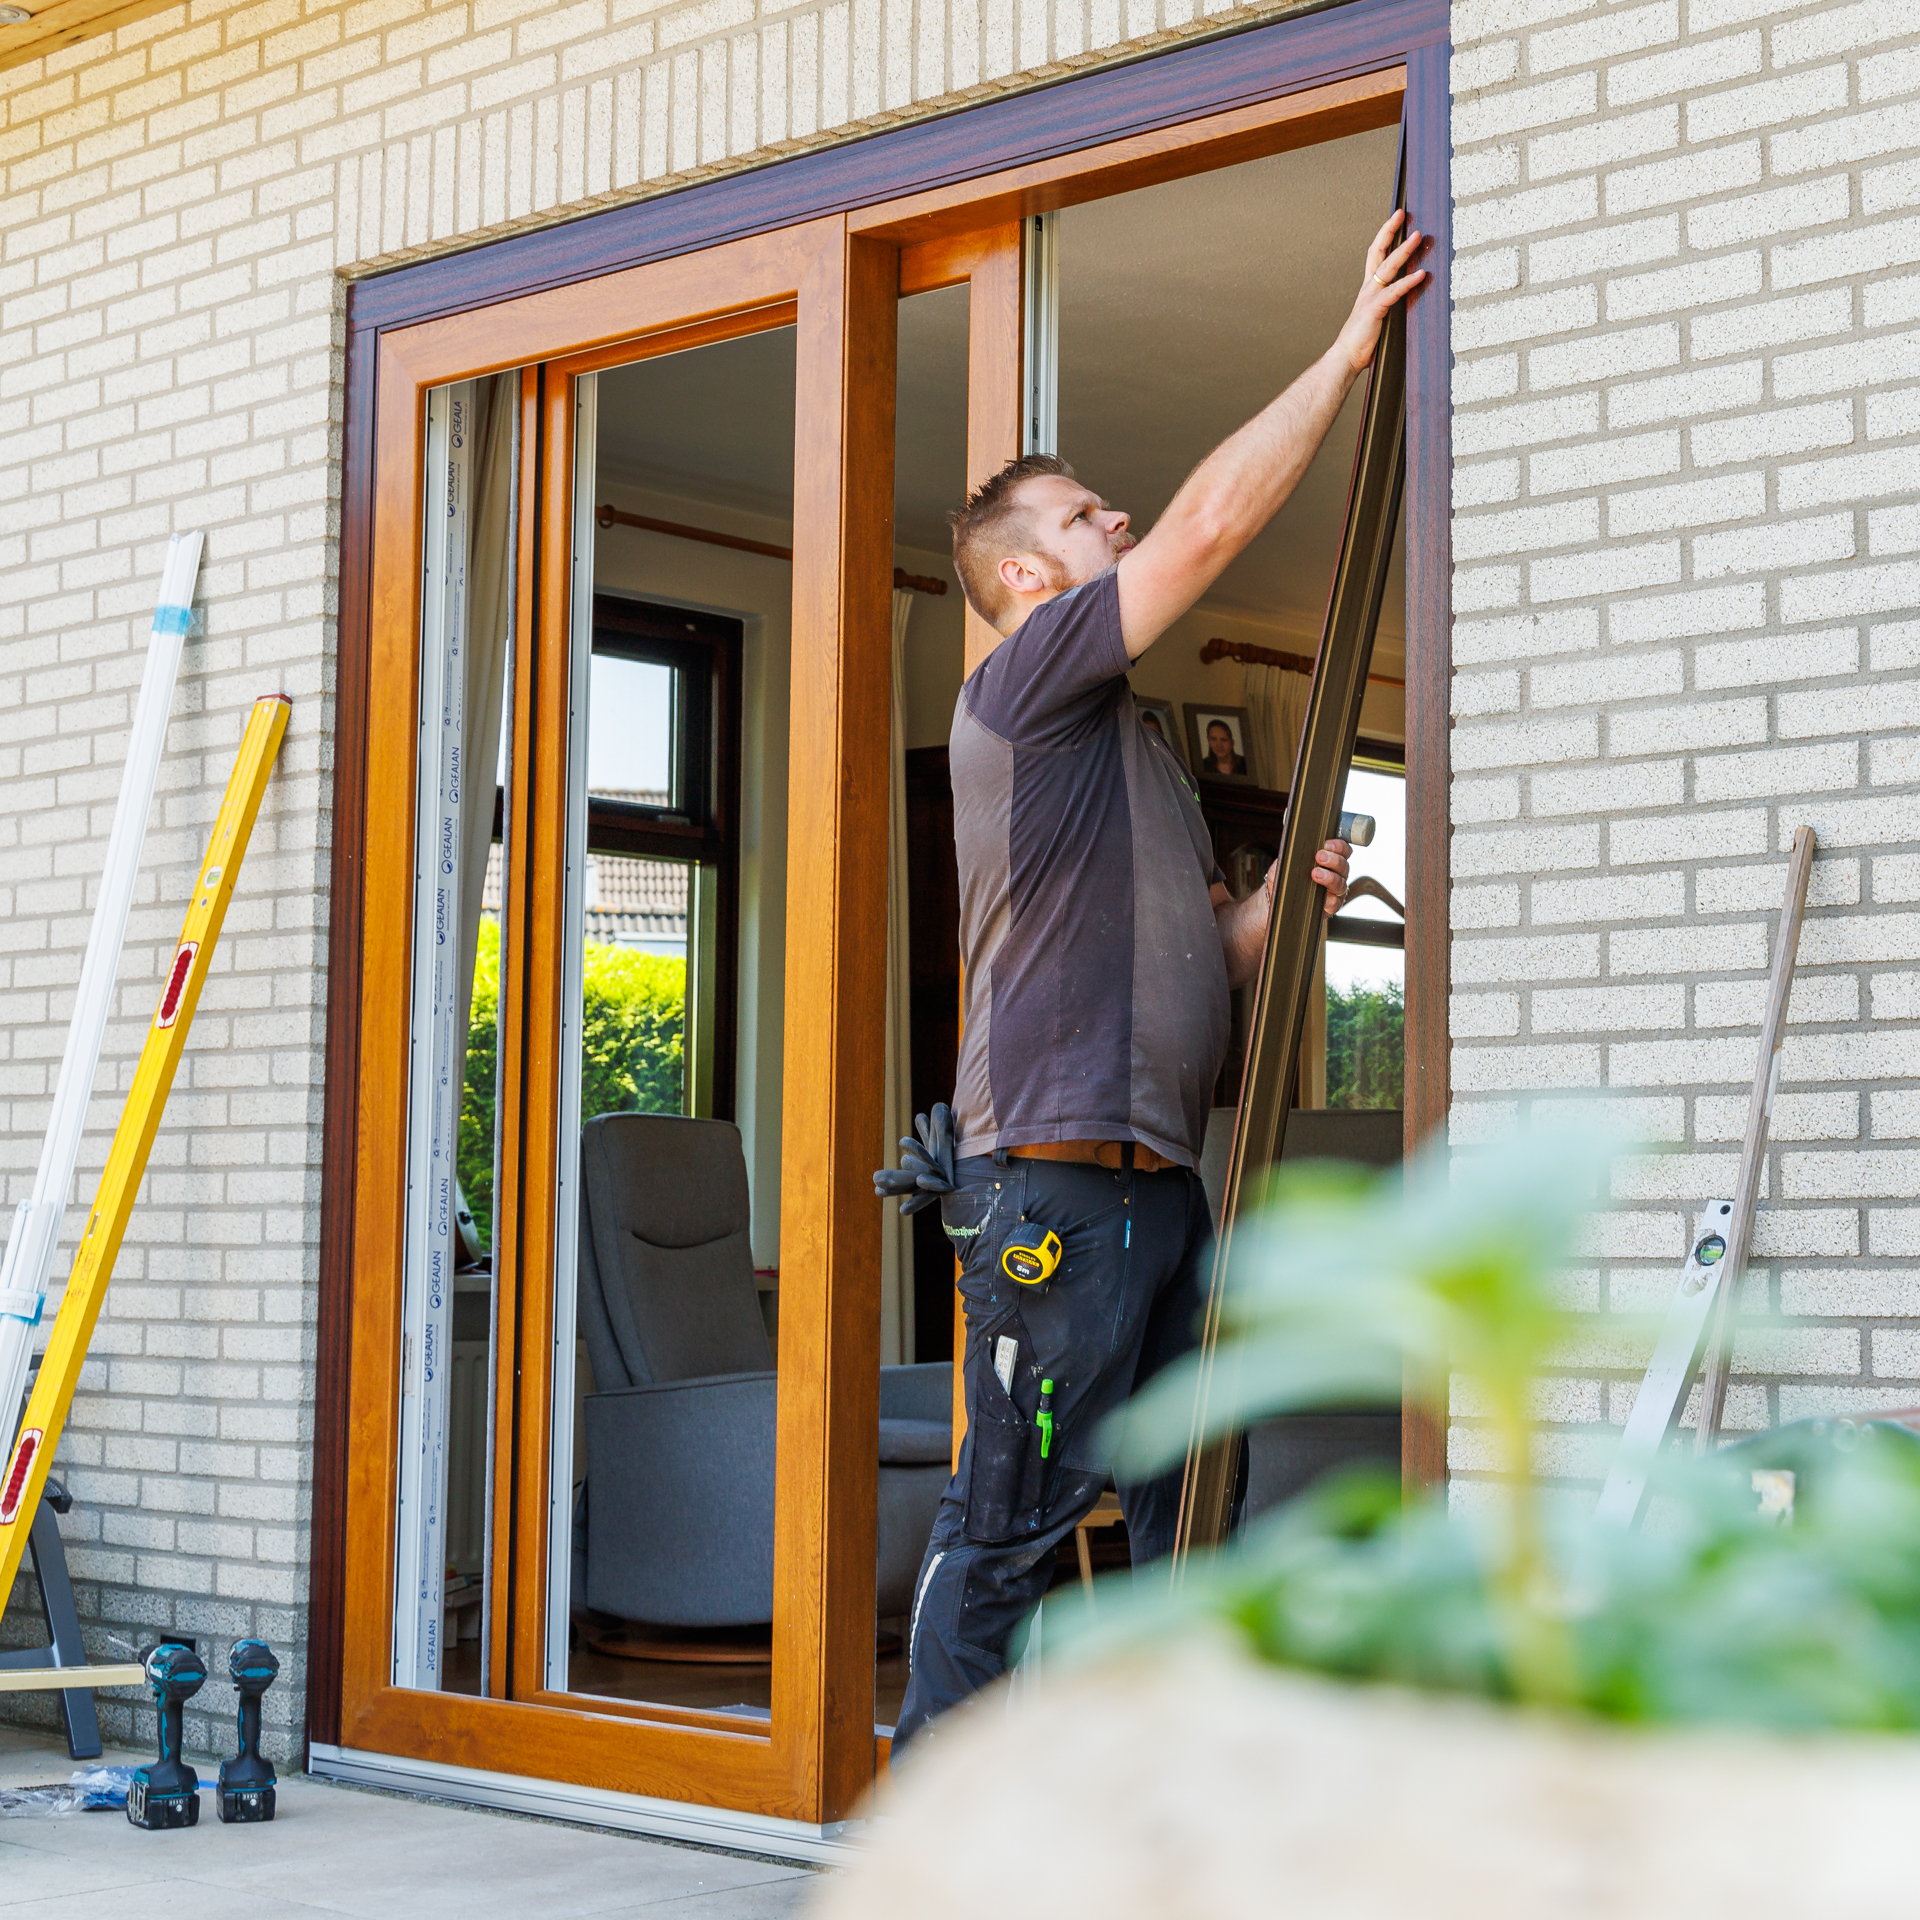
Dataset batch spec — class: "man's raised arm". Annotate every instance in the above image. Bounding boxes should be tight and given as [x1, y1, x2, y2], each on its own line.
[1113, 211, 1426, 661]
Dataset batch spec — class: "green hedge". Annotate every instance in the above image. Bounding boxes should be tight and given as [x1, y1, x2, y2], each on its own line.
[1325, 980, 1404, 1112]
[458, 921, 686, 1250]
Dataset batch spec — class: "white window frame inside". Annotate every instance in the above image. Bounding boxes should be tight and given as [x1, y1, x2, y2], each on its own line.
[394, 380, 478, 1692]
[1023, 212, 1058, 458]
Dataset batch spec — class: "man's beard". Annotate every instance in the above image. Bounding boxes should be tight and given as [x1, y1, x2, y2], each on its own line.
[1044, 549, 1122, 593]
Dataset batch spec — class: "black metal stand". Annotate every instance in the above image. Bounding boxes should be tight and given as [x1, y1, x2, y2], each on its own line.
[0, 1478, 103, 1760]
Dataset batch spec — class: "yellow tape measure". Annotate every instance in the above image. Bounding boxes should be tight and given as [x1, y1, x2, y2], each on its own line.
[1001, 1227, 1062, 1287]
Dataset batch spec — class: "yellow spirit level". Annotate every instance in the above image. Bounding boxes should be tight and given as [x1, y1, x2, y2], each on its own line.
[0, 696, 290, 1614]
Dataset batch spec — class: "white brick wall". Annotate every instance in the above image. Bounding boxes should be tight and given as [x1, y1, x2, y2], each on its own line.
[1449, 0, 1920, 1495]
[0, 0, 1339, 1762]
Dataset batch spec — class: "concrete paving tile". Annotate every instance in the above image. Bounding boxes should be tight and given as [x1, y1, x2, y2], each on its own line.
[97, 1780, 817, 1917]
[0, 1732, 129, 1790]
[0, 1838, 150, 1905]
[0, 1874, 342, 1920]
[613, 1875, 829, 1918]
[0, 1730, 829, 1919]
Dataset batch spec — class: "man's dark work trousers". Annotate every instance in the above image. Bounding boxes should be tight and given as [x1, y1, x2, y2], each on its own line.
[892, 1153, 1214, 1751]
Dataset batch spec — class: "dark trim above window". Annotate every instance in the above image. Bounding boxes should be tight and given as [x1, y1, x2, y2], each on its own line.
[343, 0, 1447, 338]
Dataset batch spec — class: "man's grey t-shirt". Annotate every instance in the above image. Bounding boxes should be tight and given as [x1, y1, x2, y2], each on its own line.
[949, 570, 1230, 1169]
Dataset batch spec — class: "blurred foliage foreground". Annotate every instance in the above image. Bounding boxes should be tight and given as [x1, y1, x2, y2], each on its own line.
[1072, 1133, 1920, 1732]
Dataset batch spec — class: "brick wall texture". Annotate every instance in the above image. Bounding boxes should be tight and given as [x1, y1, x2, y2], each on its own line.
[0, 0, 1329, 1769]
[1447, 0, 1920, 1492]
[0, 0, 1915, 1758]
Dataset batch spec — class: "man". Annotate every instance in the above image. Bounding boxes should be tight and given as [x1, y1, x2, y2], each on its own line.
[893, 210, 1426, 1748]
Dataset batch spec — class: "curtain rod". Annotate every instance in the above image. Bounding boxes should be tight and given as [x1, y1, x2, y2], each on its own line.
[597, 504, 948, 597]
[1198, 634, 1405, 691]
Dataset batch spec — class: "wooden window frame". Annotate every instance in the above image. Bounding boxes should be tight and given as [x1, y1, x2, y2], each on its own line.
[314, 0, 1451, 1826]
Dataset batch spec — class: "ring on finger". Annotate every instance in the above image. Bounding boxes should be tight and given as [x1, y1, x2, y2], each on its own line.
[1373, 269, 1391, 287]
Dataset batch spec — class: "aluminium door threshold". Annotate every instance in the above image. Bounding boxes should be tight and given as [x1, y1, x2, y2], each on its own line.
[306, 1742, 865, 1864]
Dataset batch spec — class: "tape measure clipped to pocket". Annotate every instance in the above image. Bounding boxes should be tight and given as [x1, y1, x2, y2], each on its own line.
[1001, 1224, 1062, 1287]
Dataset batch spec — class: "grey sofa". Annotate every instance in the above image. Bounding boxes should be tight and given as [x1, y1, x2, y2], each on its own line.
[574, 1111, 952, 1628]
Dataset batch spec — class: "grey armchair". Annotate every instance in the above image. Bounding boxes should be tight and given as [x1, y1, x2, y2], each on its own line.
[574, 1111, 952, 1628]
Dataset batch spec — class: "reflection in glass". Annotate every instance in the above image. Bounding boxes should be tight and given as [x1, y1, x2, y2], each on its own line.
[1326, 766, 1406, 1112]
[588, 654, 675, 807]
[553, 335, 789, 1720]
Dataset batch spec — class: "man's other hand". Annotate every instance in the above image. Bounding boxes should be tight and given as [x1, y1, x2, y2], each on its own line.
[1335, 211, 1428, 374]
[1255, 838, 1351, 917]
[1311, 837, 1351, 916]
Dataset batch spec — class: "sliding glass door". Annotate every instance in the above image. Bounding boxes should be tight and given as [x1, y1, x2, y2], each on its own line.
[327, 40, 1442, 1825]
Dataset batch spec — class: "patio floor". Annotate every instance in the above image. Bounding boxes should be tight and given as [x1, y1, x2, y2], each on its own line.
[0, 1726, 825, 1919]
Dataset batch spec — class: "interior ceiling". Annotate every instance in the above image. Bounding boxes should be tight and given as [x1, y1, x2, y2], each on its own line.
[596, 120, 1405, 647]
[1055, 124, 1405, 640]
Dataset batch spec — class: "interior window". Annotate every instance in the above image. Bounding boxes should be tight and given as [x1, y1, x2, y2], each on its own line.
[578, 599, 741, 1121]
[1327, 762, 1407, 1112]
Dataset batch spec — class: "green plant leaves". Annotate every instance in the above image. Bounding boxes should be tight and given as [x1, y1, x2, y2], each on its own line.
[1071, 1125, 1920, 1730]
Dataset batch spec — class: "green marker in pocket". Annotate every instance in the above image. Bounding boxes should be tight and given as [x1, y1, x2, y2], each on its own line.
[1037, 1378, 1054, 1459]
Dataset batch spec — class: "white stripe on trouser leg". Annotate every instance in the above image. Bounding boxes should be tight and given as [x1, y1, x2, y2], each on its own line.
[907, 1550, 946, 1674]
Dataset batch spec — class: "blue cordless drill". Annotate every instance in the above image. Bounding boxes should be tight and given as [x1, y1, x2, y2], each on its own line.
[126, 1641, 206, 1829]
[216, 1639, 279, 1822]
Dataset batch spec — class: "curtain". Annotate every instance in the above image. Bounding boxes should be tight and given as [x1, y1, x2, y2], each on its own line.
[1241, 657, 1310, 792]
[880, 588, 916, 1368]
[454, 373, 517, 1182]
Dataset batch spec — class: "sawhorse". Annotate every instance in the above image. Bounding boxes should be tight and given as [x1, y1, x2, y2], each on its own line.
[0, 1478, 102, 1759]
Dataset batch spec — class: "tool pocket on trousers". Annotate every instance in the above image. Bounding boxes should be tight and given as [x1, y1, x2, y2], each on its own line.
[962, 1316, 1050, 1545]
[939, 1185, 999, 1255]
[941, 1171, 1028, 1312]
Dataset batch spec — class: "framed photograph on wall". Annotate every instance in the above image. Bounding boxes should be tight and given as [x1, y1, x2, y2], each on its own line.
[1135, 696, 1184, 767]
[1185, 703, 1256, 784]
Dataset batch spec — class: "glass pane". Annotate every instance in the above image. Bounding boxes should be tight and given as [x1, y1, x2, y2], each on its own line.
[395, 371, 520, 1697]
[581, 851, 688, 1115]
[879, 281, 971, 1737]
[1326, 766, 1406, 1112]
[588, 654, 675, 807]
[552, 328, 790, 1720]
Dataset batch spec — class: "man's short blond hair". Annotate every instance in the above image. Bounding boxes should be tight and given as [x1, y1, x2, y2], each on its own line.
[948, 454, 1074, 628]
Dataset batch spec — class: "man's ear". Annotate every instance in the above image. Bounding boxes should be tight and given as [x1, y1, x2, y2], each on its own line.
[998, 553, 1042, 598]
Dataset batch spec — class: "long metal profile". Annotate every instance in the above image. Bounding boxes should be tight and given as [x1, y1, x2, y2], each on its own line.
[393, 382, 479, 1690]
[0, 533, 203, 1448]
[307, 1742, 862, 1866]
[1172, 166, 1410, 1567]
[1022, 212, 1059, 458]
[1597, 828, 1816, 1519]
[1695, 824, 1817, 1453]
[0, 695, 291, 1613]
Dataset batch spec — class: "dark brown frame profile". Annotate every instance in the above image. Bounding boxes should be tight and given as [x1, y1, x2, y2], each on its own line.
[1177, 149, 1410, 1559]
[310, 0, 1452, 1813]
